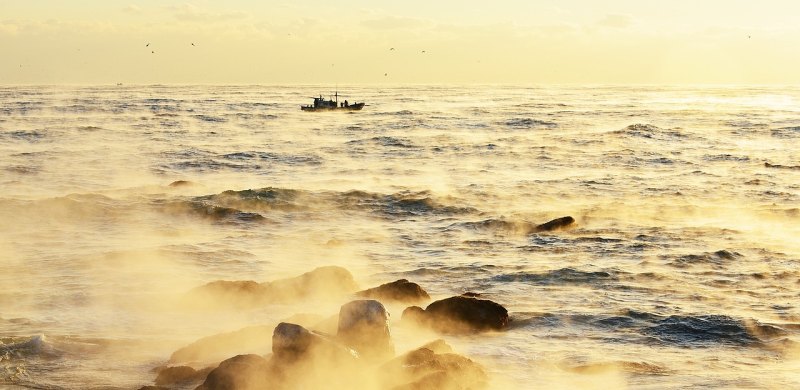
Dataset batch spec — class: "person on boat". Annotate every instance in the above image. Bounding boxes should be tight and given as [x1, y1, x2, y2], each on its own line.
[344, 100, 348, 107]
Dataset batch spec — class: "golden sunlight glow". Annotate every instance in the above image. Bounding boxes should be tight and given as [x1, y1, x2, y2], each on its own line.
[2, 0, 800, 84]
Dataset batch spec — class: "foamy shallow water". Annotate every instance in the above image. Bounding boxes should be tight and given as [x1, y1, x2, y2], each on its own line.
[1, 85, 799, 389]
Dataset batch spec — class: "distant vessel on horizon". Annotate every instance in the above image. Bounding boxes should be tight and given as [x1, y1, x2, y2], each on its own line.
[301, 92, 364, 112]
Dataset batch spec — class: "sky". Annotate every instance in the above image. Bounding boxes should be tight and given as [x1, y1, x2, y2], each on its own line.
[2, 0, 800, 84]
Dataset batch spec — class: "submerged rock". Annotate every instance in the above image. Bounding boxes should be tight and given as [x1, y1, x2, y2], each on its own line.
[186, 266, 359, 308]
[402, 296, 509, 333]
[337, 300, 394, 361]
[533, 216, 575, 232]
[356, 279, 430, 304]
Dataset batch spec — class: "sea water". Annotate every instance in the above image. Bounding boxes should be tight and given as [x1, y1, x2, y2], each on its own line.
[1, 85, 799, 389]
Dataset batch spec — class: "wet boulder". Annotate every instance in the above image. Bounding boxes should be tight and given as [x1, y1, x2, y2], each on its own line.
[336, 300, 394, 361]
[533, 216, 575, 232]
[356, 279, 430, 304]
[402, 296, 509, 333]
[195, 354, 272, 390]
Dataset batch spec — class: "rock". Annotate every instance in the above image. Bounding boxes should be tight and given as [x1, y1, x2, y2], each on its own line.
[270, 323, 363, 388]
[381, 340, 488, 390]
[195, 354, 271, 390]
[402, 296, 509, 333]
[170, 325, 273, 364]
[138, 386, 168, 390]
[155, 365, 211, 386]
[272, 322, 358, 363]
[169, 180, 194, 187]
[186, 266, 359, 308]
[266, 266, 360, 301]
[187, 281, 270, 308]
[337, 300, 394, 361]
[356, 279, 430, 304]
[533, 216, 575, 232]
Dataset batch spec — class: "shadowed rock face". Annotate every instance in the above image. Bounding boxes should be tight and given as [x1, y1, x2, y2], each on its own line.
[402, 296, 509, 334]
[356, 279, 430, 304]
[337, 300, 394, 361]
[186, 266, 359, 308]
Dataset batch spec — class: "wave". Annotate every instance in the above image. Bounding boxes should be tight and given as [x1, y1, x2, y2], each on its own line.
[502, 118, 558, 129]
[610, 123, 686, 141]
[490, 268, 618, 285]
[159, 200, 268, 223]
[642, 315, 785, 347]
[4, 130, 47, 143]
[771, 126, 800, 138]
[515, 310, 795, 349]
[347, 136, 418, 149]
[666, 250, 743, 268]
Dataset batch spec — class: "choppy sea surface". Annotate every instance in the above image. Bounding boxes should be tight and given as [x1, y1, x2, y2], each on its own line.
[1, 85, 799, 389]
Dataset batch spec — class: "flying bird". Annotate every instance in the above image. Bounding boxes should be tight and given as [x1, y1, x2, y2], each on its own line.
[151, 50, 155, 54]
[384, 73, 388, 76]
[421, 50, 426, 53]
[191, 43, 195, 46]
[389, 47, 395, 51]
[146, 43, 150, 47]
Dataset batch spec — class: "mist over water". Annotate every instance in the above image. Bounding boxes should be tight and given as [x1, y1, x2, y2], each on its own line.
[1, 85, 799, 389]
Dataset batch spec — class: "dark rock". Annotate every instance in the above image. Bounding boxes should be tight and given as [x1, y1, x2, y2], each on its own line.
[533, 216, 575, 232]
[270, 322, 363, 388]
[381, 340, 488, 390]
[170, 325, 273, 364]
[169, 180, 194, 187]
[272, 322, 357, 363]
[461, 292, 481, 297]
[356, 279, 430, 304]
[155, 365, 211, 386]
[337, 300, 394, 361]
[196, 354, 271, 390]
[138, 386, 168, 390]
[402, 296, 509, 333]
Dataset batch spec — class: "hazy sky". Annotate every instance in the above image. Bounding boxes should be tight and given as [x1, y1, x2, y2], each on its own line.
[2, 0, 800, 84]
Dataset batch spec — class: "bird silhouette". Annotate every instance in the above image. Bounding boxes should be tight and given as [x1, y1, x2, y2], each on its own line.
[191, 43, 195, 46]
[421, 50, 426, 53]
[146, 43, 150, 47]
[389, 47, 395, 51]
[384, 73, 388, 76]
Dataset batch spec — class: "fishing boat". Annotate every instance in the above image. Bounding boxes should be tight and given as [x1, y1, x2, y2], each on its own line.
[301, 92, 364, 111]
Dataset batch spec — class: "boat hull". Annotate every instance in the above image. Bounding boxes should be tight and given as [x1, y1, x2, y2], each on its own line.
[300, 102, 365, 112]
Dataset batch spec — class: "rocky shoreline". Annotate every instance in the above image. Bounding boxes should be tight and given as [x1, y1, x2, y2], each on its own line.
[138, 266, 511, 390]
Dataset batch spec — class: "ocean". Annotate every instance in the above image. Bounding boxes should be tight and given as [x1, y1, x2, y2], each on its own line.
[1, 85, 799, 389]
